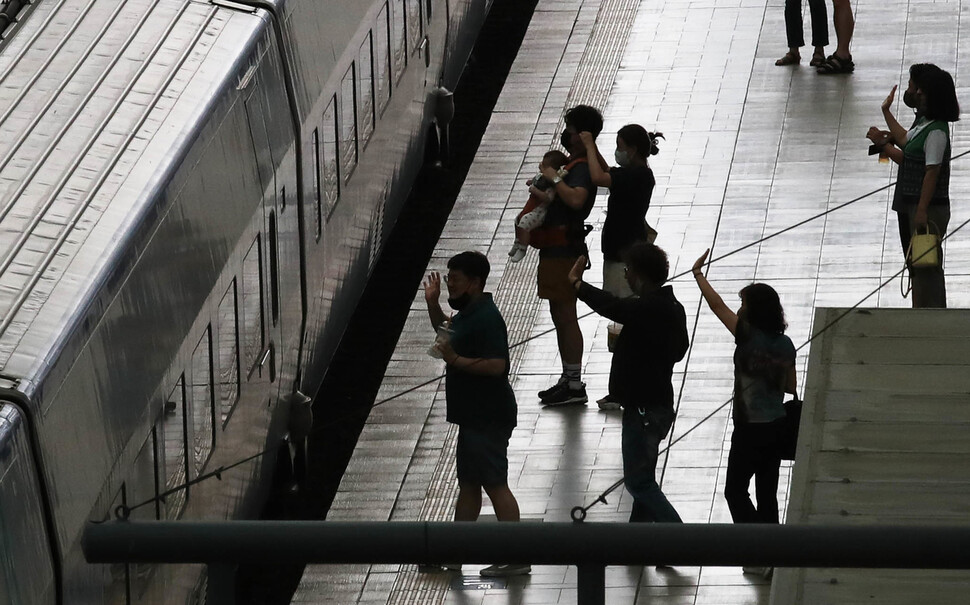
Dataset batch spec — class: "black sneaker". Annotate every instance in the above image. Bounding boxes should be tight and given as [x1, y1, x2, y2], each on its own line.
[537, 379, 567, 400]
[480, 563, 531, 577]
[541, 383, 587, 406]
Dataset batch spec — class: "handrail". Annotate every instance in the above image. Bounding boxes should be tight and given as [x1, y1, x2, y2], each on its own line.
[83, 520, 970, 604]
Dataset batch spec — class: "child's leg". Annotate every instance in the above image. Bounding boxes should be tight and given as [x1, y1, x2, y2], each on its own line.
[516, 225, 530, 246]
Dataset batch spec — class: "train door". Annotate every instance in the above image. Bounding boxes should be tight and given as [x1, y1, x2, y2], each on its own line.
[242, 86, 283, 410]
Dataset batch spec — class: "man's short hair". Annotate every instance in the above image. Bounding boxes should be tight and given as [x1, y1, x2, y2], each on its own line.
[564, 105, 604, 137]
[447, 251, 490, 286]
[623, 242, 669, 285]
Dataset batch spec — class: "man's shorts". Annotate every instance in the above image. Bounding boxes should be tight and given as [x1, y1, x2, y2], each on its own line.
[537, 256, 579, 301]
[456, 425, 513, 487]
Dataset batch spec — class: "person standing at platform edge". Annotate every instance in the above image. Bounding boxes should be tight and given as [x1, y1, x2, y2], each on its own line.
[535, 104, 602, 407]
[867, 63, 960, 308]
[692, 250, 796, 575]
[580, 124, 662, 410]
[775, 0, 828, 67]
[422, 252, 530, 578]
[568, 243, 688, 523]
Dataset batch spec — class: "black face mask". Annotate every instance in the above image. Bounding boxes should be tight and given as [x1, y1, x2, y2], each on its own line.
[903, 90, 919, 109]
[448, 293, 471, 311]
[560, 131, 572, 149]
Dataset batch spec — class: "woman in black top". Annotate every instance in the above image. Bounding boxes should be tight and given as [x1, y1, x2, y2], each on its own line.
[580, 124, 663, 409]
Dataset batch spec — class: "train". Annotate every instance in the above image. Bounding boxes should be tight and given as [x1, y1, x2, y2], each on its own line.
[0, 0, 492, 602]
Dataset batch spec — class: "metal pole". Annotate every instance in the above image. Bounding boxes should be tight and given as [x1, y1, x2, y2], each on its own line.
[82, 522, 970, 569]
[576, 565, 605, 605]
[206, 563, 236, 605]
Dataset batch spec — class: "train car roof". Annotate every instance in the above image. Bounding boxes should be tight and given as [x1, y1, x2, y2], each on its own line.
[0, 0, 263, 383]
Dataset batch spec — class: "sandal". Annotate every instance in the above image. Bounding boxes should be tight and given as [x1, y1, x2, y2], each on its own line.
[775, 51, 800, 66]
[816, 53, 854, 74]
[810, 51, 825, 67]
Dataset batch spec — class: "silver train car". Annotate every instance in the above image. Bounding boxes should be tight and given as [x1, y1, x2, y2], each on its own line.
[0, 0, 490, 602]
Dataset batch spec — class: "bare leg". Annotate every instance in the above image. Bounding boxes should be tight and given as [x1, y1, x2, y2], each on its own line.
[483, 484, 521, 522]
[455, 482, 483, 521]
[515, 225, 529, 247]
[549, 299, 582, 365]
[832, 0, 854, 58]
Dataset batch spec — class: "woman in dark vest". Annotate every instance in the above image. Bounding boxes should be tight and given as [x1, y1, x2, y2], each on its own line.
[868, 63, 961, 307]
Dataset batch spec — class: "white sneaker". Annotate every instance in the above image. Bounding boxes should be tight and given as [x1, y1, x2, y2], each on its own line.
[508, 242, 526, 262]
[742, 566, 773, 579]
[480, 563, 531, 577]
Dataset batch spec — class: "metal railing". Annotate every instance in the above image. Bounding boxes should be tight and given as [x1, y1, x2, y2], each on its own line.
[83, 521, 970, 605]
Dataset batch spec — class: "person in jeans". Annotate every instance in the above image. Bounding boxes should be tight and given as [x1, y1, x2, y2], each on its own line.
[775, 0, 828, 67]
[422, 251, 529, 577]
[568, 243, 689, 523]
[692, 250, 797, 576]
[535, 105, 602, 407]
[867, 63, 960, 308]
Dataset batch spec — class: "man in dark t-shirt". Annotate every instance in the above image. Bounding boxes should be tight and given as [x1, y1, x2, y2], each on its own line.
[422, 251, 529, 578]
[536, 105, 602, 407]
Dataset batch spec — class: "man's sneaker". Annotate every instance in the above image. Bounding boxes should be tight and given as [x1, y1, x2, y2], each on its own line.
[480, 563, 531, 577]
[742, 566, 773, 579]
[596, 394, 621, 411]
[541, 382, 587, 406]
[537, 379, 567, 400]
[418, 563, 462, 573]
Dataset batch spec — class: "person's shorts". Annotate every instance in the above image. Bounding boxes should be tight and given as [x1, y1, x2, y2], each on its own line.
[456, 425, 513, 487]
[537, 256, 578, 301]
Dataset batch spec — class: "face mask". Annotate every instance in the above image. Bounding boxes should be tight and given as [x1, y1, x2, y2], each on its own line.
[903, 90, 919, 109]
[448, 293, 471, 311]
[560, 131, 572, 149]
[614, 150, 630, 167]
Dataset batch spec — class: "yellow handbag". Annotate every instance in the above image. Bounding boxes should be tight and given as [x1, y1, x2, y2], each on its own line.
[907, 222, 942, 268]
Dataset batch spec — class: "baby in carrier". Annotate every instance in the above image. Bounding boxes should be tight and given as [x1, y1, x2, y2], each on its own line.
[508, 150, 570, 262]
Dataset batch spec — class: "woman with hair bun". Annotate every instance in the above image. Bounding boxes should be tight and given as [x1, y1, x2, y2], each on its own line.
[692, 250, 797, 576]
[867, 63, 961, 307]
[580, 124, 664, 410]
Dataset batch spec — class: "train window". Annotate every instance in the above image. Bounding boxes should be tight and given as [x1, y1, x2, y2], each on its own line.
[217, 281, 240, 426]
[242, 236, 264, 375]
[358, 32, 375, 149]
[269, 211, 280, 325]
[322, 95, 339, 218]
[391, 0, 407, 82]
[339, 64, 358, 182]
[375, 4, 391, 115]
[162, 376, 187, 518]
[407, 0, 422, 57]
[312, 129, 322, 239]
[191, 327, 214, 475]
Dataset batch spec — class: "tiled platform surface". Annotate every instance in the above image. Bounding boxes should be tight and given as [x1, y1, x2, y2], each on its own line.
[292, 0, 970, 603]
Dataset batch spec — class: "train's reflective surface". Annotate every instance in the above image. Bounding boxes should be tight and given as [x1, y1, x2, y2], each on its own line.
[0, 0, 489, 602]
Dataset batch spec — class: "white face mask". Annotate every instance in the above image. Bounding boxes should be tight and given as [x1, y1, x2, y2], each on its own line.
[614, 149, 630, 167]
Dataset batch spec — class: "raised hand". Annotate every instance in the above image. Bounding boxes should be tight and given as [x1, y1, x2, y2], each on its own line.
[423, 271, 441, 304]
[881, 85, 897, 113]
[568, 255, 587, 285]
[692, 249, 711, 276]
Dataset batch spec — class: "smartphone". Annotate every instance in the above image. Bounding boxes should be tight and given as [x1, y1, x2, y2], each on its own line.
[867, 144, 881, 156]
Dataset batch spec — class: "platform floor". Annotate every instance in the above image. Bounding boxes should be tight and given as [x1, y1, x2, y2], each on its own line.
[292, 0, 970, 602]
